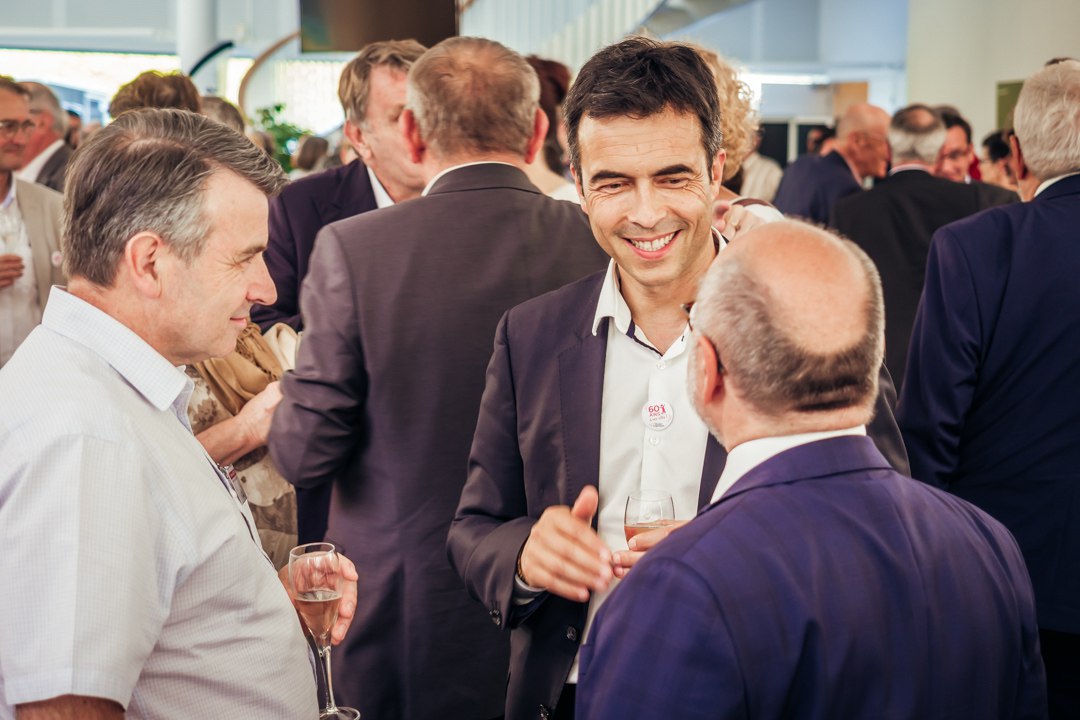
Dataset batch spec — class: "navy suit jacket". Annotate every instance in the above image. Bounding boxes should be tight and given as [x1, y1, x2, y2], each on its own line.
[773, 150, 861, 225]
[577, 436, 1046, 720]
[831, 168, 1016, 385]
[448, 273, 909, 720]
[269, 164, 608, 720]
[252, 159, 378, 332]
[898, 173, 1080, 634]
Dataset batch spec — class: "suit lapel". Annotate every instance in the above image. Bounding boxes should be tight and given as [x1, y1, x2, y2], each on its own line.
[557, 283, 608, 513]
[697, 438, 728, 510]
[17, 183, 54, 311]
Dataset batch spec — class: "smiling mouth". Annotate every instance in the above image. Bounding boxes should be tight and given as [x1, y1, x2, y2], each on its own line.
[627, 231, 677, 253]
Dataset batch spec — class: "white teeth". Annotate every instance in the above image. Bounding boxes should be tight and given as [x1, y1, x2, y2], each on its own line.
[630, 232, 676, 252]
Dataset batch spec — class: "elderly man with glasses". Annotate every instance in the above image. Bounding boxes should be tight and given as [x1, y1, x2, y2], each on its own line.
[0, 77, 63, 366]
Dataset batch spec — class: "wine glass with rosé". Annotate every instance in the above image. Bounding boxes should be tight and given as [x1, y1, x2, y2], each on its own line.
[624, 490, 675, 545]
[288, 543, 361, 720]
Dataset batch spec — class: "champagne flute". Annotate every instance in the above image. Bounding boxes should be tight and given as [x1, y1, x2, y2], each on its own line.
[624, 490, 675, 545]
[289, 543, 360, 720]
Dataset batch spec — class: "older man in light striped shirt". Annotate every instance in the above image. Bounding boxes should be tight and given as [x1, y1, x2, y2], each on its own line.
[0, 108, 355, 719]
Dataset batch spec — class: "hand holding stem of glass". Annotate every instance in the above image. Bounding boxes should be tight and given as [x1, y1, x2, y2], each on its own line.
[624, 490, 675, 544]
[288, 543, 360, 720]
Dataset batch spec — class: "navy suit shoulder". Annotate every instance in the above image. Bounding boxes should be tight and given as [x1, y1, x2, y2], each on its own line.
[898, 173, 1080, 633]
[774, 150, 861, 225]
[578, 436, 1046, 720]
[252, 160, 376, 331]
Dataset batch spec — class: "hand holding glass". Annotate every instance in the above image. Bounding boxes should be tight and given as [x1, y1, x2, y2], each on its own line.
[624, 491, 675, 545]
[289, 543, 360, 720]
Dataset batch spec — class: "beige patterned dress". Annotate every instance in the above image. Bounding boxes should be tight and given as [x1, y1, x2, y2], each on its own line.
[185, 367, 297, 568]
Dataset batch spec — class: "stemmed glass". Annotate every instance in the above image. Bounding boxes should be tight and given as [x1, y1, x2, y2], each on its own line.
[624, 490, 675, 545]
[289, 543, 361, 720]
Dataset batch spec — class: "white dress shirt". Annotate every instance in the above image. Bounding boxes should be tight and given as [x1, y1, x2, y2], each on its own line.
[1035, 170, 1080, 198]
[710, 425, 868, 504]
[568, 259, 713, 681]
[0, 180, 40, 366]
[367, 164, 396, 208]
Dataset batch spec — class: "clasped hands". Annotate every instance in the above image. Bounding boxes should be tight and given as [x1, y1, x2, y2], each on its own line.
[517, 486, 684, 602]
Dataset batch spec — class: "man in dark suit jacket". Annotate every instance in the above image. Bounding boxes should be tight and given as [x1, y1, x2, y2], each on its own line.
[772, 102, 891, 225]
[899, 59, 1080, 718]
[447, 39, 908, 720]
[252, 39, 426, 334]
[832, 104, 1016, 386]
[577, 220, 1046, 719]
[935, 105, 1021, 205]
[251, 40, 426, 546]
[268, 38, 608, 720]
[16, 82, 71, 193]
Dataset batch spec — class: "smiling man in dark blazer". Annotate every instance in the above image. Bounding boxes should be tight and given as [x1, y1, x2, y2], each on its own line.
[899, 59, 1080, 718]
[447, 38, 908, 720]
[576, 219, 1046, 720]
[268, 37, 608, 720]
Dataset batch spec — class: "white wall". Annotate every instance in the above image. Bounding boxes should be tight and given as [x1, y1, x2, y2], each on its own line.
[908, 0, 1080, 142]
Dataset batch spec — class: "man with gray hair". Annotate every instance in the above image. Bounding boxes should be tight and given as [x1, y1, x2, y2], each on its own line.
[268, 36, 608, 719]
[0, 108, 357, 718]
[832, 103, 1012, 386]
[15, 81, 71, 192]
[577, 219, 1046, 719]
[899, 58, 1080, 718]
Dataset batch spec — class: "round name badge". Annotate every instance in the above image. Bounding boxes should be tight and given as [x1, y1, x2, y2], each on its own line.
[641, 400, 674, 431]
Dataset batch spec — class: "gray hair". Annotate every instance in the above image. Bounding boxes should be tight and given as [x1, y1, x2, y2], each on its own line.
[1014, 59, 1080, 180]
[63, 108, 287, 286]
[693, 225, 884, 417]
[19, 81, 66, 136]
[406, 36, 540, 158]
[888, 104, 946, 164]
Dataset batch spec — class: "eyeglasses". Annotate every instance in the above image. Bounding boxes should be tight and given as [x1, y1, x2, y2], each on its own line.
[0, 119, 35, 140]
[681, 302, 724, 375]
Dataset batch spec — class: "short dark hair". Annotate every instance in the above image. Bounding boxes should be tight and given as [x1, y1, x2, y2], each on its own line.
[64, 108, 287, 287]
[110, 71, 202, 117]
[981, 130, 1011, 162]
[563, 37, 723, 178]
[936, 107, 972, 145]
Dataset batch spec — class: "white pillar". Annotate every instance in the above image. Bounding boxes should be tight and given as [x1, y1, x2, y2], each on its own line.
[177, 0, 217, 90]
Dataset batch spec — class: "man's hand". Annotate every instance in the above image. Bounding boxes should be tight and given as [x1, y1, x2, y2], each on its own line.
[278, 553, 359, 646]
[712, 202, 769, 241]
[610, 520, 686, 579]
[236, 380, 283, 448]
[0, 254, 25, 289]
[518, 486, 613, 602]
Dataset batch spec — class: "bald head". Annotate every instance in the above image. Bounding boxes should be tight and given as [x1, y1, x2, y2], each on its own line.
[693, 220, 884, 421]
[834, 103, 891, 180]
[888, 104, 946, 165]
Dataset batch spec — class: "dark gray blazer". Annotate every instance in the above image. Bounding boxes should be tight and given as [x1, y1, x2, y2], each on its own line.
[35, 143, 71, 194]
[268, 163, 609, 720]
[448, 271, 909, 720]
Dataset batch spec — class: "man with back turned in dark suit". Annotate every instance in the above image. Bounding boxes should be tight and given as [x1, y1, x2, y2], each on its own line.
[268, 36, 608, 720]
[576, 219, 1046, 720]
[832, 104, 1014, 387]
[252, 39, 426, 546]
[447, 38, 908, 720]
[899, 59, 1080, 719]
